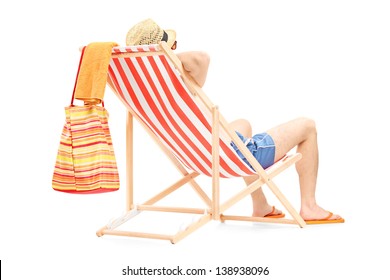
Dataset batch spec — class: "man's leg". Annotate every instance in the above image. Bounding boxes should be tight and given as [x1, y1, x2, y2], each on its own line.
[229, 119, 281, 217]
[230, 117, 341, 220]
[266, 117, 341, 220]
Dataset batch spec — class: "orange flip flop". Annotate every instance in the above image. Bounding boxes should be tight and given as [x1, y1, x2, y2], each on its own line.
[264, 206, 285, 218]
[305, 212, 345, 225]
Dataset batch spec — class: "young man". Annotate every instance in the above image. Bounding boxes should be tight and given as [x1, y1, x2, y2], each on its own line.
[126, 19, 343, 224]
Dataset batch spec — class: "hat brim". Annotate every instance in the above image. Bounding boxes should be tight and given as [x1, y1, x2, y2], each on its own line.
[165, 29, 176, 48]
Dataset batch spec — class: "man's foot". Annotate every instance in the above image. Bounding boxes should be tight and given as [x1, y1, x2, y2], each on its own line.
[304, 211, 344, 224]
[253, 205, 285, 218]
[300, 205, 344, 224]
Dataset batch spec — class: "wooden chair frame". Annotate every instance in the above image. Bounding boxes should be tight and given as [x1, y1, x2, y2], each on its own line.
[96, 42, 306, 243]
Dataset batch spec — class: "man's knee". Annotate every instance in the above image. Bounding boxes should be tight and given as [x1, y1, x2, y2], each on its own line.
[231, 118, 252, 137]
[299, 117, 317, 136]
[241, 119, 252, 137]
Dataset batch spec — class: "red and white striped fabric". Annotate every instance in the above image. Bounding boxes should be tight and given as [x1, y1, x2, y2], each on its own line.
[108, 44, 256, 178]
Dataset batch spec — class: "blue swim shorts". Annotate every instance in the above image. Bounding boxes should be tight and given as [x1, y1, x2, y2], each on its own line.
[231, 131, 276, 169]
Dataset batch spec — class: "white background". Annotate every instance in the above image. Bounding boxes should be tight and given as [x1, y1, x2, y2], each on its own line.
[1, 0, 389, 279]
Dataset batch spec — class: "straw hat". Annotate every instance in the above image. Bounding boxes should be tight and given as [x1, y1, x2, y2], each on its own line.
[126, 18, 176, 48]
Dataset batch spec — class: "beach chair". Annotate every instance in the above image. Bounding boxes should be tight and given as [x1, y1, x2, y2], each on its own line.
[96, 42, 306, 243]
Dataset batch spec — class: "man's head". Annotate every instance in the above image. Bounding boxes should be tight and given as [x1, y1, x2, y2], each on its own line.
[126, 18, 177, 49]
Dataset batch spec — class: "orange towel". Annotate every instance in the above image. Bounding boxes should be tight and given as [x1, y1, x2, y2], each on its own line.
[75, 42, 118, 104]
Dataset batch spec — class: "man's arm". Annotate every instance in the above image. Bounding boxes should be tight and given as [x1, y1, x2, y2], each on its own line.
[176, 51, 210, 87]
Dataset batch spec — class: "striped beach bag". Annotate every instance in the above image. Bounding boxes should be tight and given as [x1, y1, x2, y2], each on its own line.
[52, 48, 120, 193]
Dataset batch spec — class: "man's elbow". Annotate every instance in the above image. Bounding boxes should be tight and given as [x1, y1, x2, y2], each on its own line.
[196, 52, 210, 68]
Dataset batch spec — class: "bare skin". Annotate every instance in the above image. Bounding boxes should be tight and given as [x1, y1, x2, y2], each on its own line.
[177, 51, 210, 87]
[178, 51, 342, 222]
[229, 118, 342, 221]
